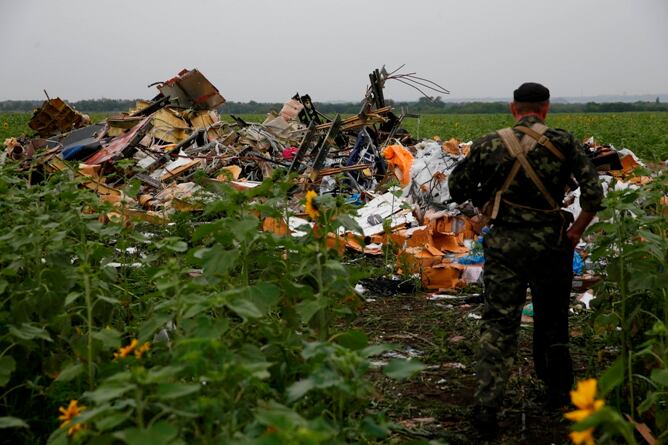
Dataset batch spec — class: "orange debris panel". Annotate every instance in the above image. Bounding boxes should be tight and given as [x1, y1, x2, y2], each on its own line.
[383, 144, 414, 186]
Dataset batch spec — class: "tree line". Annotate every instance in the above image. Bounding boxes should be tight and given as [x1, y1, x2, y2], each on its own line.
[0, 98, 666, 114]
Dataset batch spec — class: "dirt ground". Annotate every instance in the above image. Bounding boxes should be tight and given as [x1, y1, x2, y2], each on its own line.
[353, 284, 595, 445]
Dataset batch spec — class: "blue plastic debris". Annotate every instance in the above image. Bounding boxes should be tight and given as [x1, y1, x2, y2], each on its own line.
[346, 193, 363, 206]
[522, 302, 534, 317]
[457, 254, 484, 265]
[573, 251, 584, 275]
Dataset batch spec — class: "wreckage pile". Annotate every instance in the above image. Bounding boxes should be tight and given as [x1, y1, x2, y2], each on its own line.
[2, 67, 651, 293]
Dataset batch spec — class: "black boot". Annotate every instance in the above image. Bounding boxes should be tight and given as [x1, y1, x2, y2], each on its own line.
[546, 388, 570, 411]
[470, 404, 499, 438]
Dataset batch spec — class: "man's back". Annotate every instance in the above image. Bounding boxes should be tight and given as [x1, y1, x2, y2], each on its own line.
[449, 115, 602, 225]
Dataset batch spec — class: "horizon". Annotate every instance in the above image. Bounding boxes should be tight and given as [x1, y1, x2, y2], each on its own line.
[1, 93, 667, 105]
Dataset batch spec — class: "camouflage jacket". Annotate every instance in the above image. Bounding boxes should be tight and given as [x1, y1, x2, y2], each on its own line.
[448, 115, 604, 225]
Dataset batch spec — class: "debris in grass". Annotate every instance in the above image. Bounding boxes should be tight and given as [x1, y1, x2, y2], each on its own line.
[577, 289, 596, 310]
[4, 66, 653, 294]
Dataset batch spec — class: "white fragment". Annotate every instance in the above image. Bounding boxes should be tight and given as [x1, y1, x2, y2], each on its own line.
[577, 290, 596, 310]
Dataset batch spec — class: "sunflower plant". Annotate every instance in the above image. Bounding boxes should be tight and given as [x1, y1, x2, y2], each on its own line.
[565, 379, 638, 445]
[586, 170, 668, 443]
[0, 164, 420, 445]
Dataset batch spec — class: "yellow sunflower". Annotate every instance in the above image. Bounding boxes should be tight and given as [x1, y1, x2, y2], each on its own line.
[564, 379, 605, 445]
[305, 190, 320, 220]
[58, 399, 86, 436]
[113, 338, 138, 359]
[134, 341, 151, 359]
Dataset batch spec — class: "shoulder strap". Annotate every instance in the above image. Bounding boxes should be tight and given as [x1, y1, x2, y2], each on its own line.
[496, 128, 559, 211]
[489, 160, 521, 219]
[515, 123, 565, 160]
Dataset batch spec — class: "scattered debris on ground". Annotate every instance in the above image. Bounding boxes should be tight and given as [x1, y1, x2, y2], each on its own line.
[2, 67, 656, 299]
[3, 66, 665, 444]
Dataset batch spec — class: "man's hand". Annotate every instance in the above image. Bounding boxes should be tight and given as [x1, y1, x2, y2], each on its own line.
[566, 210, 596, 249]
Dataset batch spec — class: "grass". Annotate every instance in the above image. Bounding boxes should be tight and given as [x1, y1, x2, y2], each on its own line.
[2, 111, 667, 161]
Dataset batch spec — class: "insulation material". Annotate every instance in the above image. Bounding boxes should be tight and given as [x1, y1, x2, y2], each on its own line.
[422, 263, 465, 290]
[149, 108, 190, 144]
[353, 192, 417, 237]
[397, 246, 444, 273]
[407, 140, 463, 208]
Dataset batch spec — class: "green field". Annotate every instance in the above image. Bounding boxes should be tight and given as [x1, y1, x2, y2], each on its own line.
[2, 111, 667, 160]
[403, 112, 668, 161]
[1, 108, 666, 444]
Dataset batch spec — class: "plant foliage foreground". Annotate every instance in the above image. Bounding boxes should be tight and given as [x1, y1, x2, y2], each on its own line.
[0, 165, 423, 444]
[579, 169, 668, 444]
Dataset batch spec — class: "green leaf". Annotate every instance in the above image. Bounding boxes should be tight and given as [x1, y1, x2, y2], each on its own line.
[224, 294, 262, 319]
[201, 245, 239, 278]
[638, 391, 659, 415]
[85, 383, 136, 403]
[139, 312, 173, 343]
[336, 214, 364, 235]
[651, 368, 668, 387]
[295, 298, 326, 324]
[0, 356, 16, 387]
[572, 406, 622, 431]
[598, 356, 625, 396]
[334, 330, 368, 350]
[144, 365, 184, 384]
[46, 428, 67, 445]
[122, 421, 178, 445]
[191, 220, 224, 243]
[594, 312, 619, 329]
[126, 179, 141, 197]
[255, 401, 307, 429]
[224, 283, 280, 321]
[96, 412, 131, 431]
[158, 237, 188, 253]
[155, 383, 200, 400]
[9, 323, 52, 342]
[180, 316, 229, 339]
[96, 295, 121, 305]
[383, 359, 425, 380]
[181, 303, 208, 320]
[55, 363, 83, 383]
[0, 416, 28, 429]
[287, 378, 315, 402]
[229, 216, 260, 242]
[92, 327, 122, 350]
[361, 344, 394, 358]
[360, 416, 391, 439]
[64, 292, 81, 306]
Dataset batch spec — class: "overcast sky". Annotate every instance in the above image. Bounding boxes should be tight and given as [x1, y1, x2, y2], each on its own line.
[1, 0, 666, 102]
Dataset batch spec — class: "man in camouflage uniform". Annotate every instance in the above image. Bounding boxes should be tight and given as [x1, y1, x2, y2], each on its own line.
[447, 82, 603, 432]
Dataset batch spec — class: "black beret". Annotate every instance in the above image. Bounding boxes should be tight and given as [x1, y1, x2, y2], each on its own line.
[513, 82, 550, 102]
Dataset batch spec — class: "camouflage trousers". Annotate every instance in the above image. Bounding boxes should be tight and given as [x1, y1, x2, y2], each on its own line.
[475, 222, 574, 409]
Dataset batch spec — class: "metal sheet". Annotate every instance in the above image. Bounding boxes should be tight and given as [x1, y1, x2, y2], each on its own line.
[84, 117, 152, 165]
[158, 69, 225, 110]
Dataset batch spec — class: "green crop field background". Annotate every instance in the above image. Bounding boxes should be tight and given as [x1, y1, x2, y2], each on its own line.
[2, 111, 667, 161]
[402, 112, 668, 161]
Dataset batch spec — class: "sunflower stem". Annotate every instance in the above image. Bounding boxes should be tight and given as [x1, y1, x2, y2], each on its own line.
[83, 271, 94, 390]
